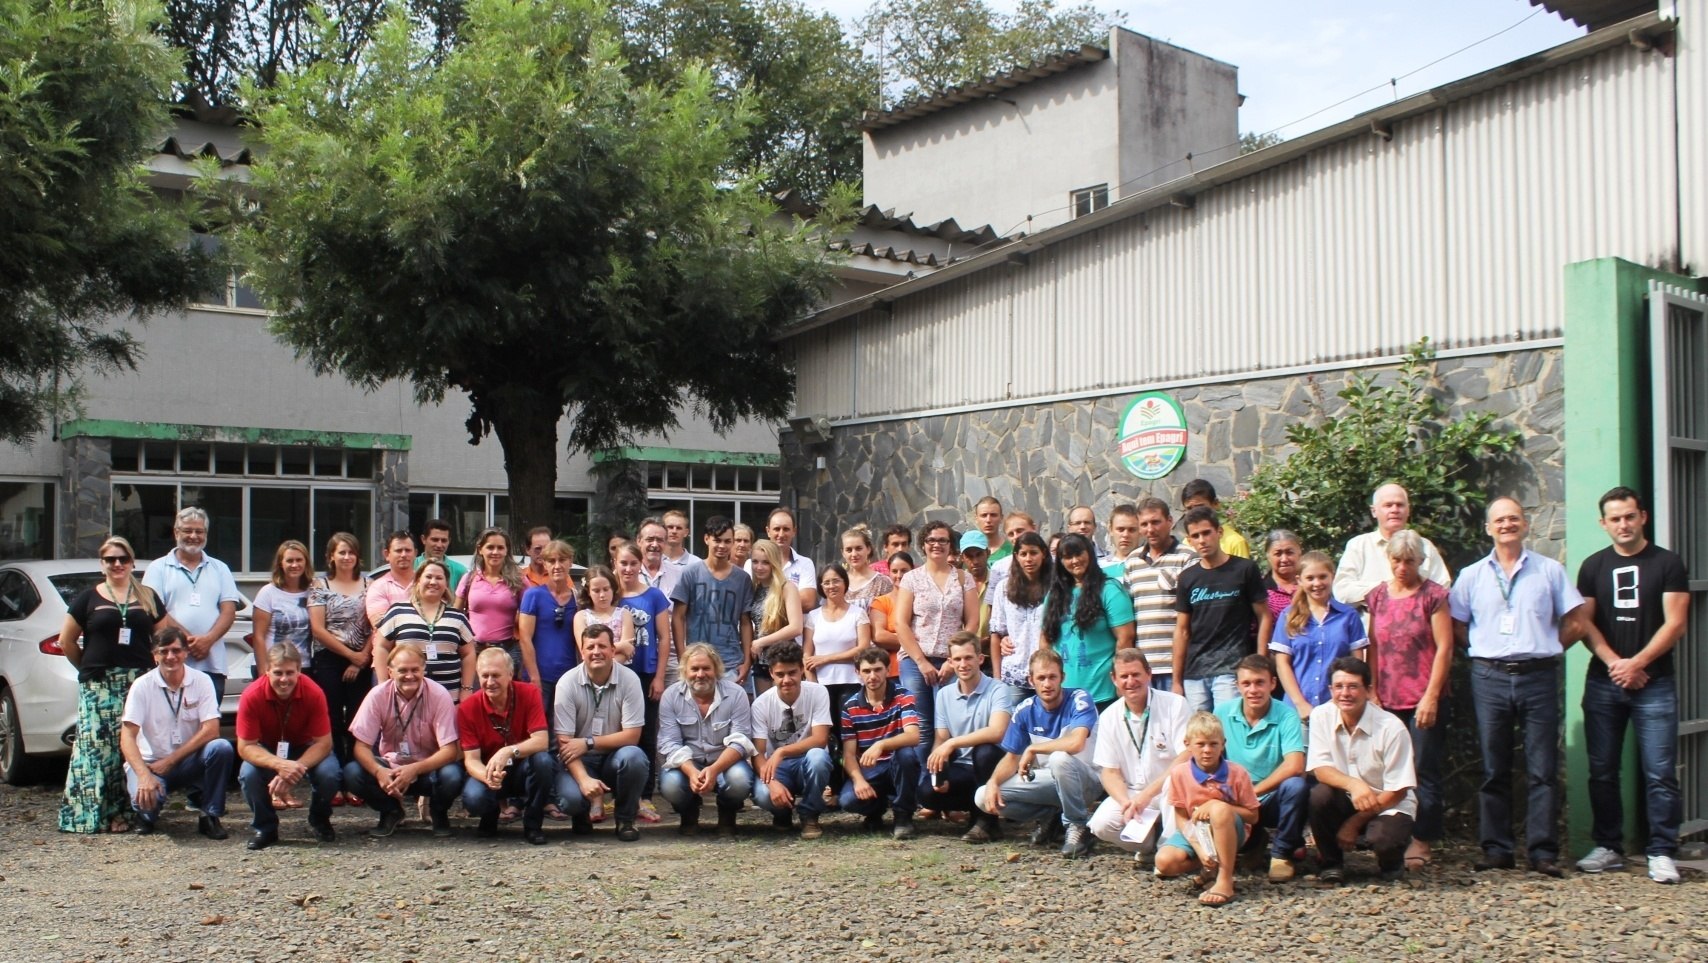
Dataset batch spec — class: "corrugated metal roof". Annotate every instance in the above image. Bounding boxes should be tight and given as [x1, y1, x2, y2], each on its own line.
[154, 118, 254, 165]
[859, 45, 1109, 131]
[1530, 0, 1651, 29]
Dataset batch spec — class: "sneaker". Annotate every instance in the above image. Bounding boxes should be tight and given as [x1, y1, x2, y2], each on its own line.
[1060, 822, 1093, 859]
[1576, 846, 1625, 874]
[772, 810, 793, 830]
[1031, 819, 1063, 847]
[1648, 854, 1681, 884]
[1267, 857, 1296, 883]
[961, 821, 992, 844]
[862, 813, 885, 832]
[308, 816, 337, 843]
[892, 819, 916, 840]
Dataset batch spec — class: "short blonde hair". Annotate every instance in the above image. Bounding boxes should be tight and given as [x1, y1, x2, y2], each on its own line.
[1184, 711, 1225, 744]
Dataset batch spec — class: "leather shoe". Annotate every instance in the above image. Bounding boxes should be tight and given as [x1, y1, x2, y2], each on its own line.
[368, 810, 403, 839]
[1474, 852, 1516, 871]
[308, 817, 336, 843]
[616, 821, 640, 842]
[197, 815, 228, 840]
[247, 830, 278, 851]
[1530, 859, 1565, 879]
[132, 819, 156, 836]
[524, 827, 548, 846]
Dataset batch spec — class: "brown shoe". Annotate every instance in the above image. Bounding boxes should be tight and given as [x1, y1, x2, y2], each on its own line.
[717, 808, 738, 838]
[1268, 857, 1296, 883]
[961, 821, 992, 844]
[799, 816, 823, 841]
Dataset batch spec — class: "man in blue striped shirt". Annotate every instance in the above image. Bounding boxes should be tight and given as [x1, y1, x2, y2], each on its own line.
[839, 646, 922, 839]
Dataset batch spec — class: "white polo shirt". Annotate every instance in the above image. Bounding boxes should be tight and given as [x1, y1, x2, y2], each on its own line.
[1307, 701, 1417, 817]
[121, 666, 220, 763]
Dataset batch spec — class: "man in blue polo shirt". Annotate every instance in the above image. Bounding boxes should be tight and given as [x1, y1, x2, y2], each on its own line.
[976, 648, 1102, 858]
[142, 507, 244, 701]
[1449, 496, 1586, 878]
[921, 632, 1013, 843]
[1215, 653, 1308, 882]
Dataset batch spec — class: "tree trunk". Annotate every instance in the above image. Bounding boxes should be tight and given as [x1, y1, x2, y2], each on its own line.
[485, 385, 563, 543]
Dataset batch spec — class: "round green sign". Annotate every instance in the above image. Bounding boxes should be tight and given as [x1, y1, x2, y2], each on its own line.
[1117, 392, 1189, 480]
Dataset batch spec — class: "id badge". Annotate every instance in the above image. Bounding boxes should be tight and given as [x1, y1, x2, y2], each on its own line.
[1497, 612, 1516, 636]
[591, 718, 607, 737]
[276, 740, 292, 760]
[189, 592, 202, 607]
[398, 740, 413, 759]
[427, 642, 443, 660]
[118, 628, 133, 646]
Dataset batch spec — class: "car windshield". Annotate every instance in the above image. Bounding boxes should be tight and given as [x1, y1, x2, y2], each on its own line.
[48, 574, 102, 605]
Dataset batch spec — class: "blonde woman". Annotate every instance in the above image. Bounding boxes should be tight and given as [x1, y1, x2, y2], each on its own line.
[377, 560, 476, 699]
[747, 538, 804, 695]
[59, 536, 173, 833]
[841, 525, 894, 607]
[251, 540, 313, 677]
[455, 527, 525, 674]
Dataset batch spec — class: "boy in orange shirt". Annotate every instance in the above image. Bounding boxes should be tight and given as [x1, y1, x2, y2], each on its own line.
[1155, 711, 1260, 906]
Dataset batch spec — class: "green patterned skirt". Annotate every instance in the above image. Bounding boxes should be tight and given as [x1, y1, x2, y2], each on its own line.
[58, 667, 143, 834]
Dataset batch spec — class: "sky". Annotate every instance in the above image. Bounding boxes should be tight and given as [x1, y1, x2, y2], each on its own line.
[800, 0, 1587, 139]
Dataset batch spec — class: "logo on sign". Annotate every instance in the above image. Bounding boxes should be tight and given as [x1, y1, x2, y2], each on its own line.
[1117, 393, 1189, 480]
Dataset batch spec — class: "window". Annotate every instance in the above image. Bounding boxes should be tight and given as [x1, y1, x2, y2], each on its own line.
[1072, 184, 1110, 218]
[111, 443, 380, 573]
[0, 482, 55, 560]
[0, 570, 40, 620]
[642, 459, 781, 554]
[189, 233, 264, 310]
[408, 492, 592, 561]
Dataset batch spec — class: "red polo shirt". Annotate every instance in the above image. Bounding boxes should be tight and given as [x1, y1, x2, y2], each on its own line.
[456, 681, 547, 759]
[235, 674, 331, 752]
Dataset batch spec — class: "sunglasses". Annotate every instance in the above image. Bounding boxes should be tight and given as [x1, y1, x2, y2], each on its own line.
[101, 556, 133, 565]
[553, 605, 567, 627]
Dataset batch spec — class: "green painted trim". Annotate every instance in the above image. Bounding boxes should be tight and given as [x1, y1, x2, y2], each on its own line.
[59, 419, 412, 451]
[1561, 257, 1704, 856]
[591, 446, 779, 467]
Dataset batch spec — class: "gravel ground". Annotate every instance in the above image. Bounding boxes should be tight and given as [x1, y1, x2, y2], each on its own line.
[2, 778, 1703, 963]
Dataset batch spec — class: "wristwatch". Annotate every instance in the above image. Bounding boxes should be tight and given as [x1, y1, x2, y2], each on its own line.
[584, 737, 595, 751]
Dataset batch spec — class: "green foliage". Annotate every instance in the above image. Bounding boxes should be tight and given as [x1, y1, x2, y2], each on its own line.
[225, 0, 843, 535]
[859, 0, 1121, 103]
[0, 0, 221, 443]
[1227, 340, 1521, 567]
[1240, 131, 1283, 154]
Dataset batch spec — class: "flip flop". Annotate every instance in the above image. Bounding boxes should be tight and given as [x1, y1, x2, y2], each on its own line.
[1199, 889, 1235, 907]
[1405, 854, 1432, 870]
[637, 799, 663, 824]
[1191, 869, 1216, 890]
[499, 804, 521, 823]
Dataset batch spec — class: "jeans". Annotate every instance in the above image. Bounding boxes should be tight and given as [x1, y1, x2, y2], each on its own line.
[239, 753, 343, 834]
[1150, 673, 1172, 693]
[974, 750, 1102, 827]
[463, 752, 555, 831]
[1183, 674, 1237, 713]
[1470, 659, 1561, 862]
[556, 746, 650, 823]
[636, 670, 662, 797]
[206, 673, 228, 707]
[1257, 775, 1310, 858]
[660, 760, 756, 815]
[128, 740, 235, 821]
[1309, 781, 1413, 871]
[899, 656, 947, 756]
[753, 748, 834, 817]
[838, 748, 921, 818]
[1583, 674, 1682, 857]
[1389, 701, 1451, 843]
[918, 743, 1004, 814]
[341, 758, 465, 817]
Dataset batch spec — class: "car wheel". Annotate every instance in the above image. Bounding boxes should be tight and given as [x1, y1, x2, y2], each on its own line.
[0, 686, 40, 786]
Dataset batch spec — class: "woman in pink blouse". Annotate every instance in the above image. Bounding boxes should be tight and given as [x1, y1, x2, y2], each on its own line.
[894, 519, 979, 763]
[455, 527, 527, 678]
[1364, 529, 1453, 870]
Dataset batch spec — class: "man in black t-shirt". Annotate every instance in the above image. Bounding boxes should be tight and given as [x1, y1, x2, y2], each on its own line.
[1171, 507, 1273, 712]
[1571, 487, 1690, 885]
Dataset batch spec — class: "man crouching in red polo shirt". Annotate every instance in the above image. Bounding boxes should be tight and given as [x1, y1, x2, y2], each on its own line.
[459, 647, 554, 844]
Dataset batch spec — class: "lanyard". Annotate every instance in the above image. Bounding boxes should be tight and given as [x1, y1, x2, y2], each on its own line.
[105, 581, 135, 622]
[163, 683, 185, 721]
[390, 684, 424, 743]
[488, 686, 518, 745]
[273, 696, 295, 748]
[587, 679, 612, 713]
[1122, 705, 1151, 756]
[1492, 556, 1520, 608]
[180, 562, 202, 587]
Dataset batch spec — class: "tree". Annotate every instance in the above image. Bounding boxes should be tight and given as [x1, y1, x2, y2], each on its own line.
[859, 0, 1121, 104]
[0, 0, 221, 442]
[1240, 131, 1282, 154]
[228, 0, 842, 538]
[1227, 340, 1521, 567]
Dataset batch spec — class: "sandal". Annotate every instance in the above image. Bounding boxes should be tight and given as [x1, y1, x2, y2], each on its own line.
[499, 804, 522, 824]
[545, 804, 570, 822]
[637, 799, 663, 824]
[1405, 854, 1432, 870]
[1199, 889, 1235, 907]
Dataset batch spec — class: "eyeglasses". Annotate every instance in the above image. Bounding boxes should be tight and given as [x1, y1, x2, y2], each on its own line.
[553, 605, 566, 628]
[101, 556, 132, 566]
[922, 537, 951, 546]
[155, 646, 187, 657]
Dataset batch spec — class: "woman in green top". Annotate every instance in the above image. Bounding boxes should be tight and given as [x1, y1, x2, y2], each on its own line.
[1041, 534, 1135, 709]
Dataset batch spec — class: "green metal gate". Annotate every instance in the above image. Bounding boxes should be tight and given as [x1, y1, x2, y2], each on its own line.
[1650, 281, 1708, 838]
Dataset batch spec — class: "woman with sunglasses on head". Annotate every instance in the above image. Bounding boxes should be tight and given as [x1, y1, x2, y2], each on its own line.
[517, 539, 581, 822]
[306, 533, 373, 801]
[58, 536, 174, 833]
[615, 540, 672, 823]
[895, 521, 979, 760]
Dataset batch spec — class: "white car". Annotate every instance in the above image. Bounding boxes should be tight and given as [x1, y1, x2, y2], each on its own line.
[0, 559, 253, 785]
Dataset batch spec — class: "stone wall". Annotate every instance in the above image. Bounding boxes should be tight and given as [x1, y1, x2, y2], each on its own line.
[780, 347, 1564, 563]
[59, 436, 112, 558]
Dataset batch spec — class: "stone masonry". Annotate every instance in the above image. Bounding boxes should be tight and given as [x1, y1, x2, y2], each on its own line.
[779, 347, 1563, 563]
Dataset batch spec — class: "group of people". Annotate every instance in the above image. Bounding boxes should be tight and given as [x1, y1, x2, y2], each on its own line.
[54, 479, 1688, 891]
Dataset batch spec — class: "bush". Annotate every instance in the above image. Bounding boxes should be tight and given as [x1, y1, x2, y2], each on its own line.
[1227, 339, 1521, 566]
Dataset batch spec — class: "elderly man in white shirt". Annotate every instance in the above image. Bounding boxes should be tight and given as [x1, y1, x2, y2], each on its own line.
[119, 627, 234, 839]
[1333, 483, 1451, 606]
[1307, 657, 1416, 883]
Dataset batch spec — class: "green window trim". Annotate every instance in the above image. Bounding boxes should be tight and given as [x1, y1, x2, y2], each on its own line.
[591, 446, 778, 467]
[59, 419, 411, 451]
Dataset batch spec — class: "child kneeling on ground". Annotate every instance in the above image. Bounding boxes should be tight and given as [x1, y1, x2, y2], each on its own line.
[1154, 711, 1261, 906]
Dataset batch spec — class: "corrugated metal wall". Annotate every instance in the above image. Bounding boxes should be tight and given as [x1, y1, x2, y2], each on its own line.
[795, 27, 1688, 420]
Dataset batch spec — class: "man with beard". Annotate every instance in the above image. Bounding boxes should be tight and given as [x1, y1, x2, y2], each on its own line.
[343, 642, 464, 838]
[235, 642, 341, 849]
[658, 644, 756, 835]
[142, 507, 243, 697]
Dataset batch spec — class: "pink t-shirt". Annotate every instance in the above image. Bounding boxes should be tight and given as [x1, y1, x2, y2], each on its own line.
[1365, 580, 1450, 710]
[457, 572, 522, 643]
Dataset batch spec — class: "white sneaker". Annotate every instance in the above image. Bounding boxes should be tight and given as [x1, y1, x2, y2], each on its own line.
[1648, 854, 1680, 884]
[1575, 846, 1624, 873]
